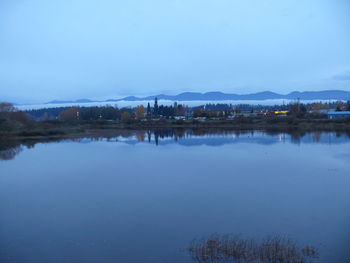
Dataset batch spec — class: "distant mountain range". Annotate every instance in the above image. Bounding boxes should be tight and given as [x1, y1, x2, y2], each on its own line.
[47, 90, 350, 104]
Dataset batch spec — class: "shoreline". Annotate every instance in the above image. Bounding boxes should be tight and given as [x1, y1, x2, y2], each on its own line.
[1, 118, 350, 140]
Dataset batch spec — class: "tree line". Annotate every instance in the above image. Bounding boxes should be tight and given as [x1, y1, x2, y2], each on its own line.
[24, 98, 190, 121]
[1, 98, 350, 123]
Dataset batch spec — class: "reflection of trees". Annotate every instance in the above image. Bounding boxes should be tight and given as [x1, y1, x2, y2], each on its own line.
[0, 139, 41, 161]
[312, 132, 321, 142]
[0, 138, 59, 161]
[136, 131, 145, 142]
[1, 129, 348, 160]
[147, 130, 151, 142]
[154, 130, 159, 145]
[187, 234, 318, 263]
[289, 130, 306, 144]
[0, 145, 23, 160]
[346, 130, 350, 139]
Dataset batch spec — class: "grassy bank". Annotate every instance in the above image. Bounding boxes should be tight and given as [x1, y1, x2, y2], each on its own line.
[1, 117, 350, 139]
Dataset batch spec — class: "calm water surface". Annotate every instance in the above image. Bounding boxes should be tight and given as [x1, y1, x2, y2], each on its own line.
[0, 130, 350, 263]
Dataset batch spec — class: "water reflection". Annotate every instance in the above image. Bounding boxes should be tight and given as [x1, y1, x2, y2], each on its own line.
[1, 129, 350, 160]
[1, 130, 349, 263]
[0, 143, 22, 160]
[0, 137, 61, 160]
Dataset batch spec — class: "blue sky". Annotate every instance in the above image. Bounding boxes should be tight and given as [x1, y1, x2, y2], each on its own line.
[1, 0, 350, 103]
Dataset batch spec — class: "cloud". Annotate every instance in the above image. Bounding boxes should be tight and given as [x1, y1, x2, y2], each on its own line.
[333, 70, 350, 81]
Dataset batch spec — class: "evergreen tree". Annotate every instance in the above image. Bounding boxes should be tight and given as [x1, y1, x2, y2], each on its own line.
[147, 102, 151, 117]
[153, 97, 159, 116]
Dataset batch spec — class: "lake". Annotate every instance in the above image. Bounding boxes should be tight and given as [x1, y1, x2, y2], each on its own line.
[0, 130, 349, 263]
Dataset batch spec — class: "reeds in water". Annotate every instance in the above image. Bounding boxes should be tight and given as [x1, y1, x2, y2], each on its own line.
[187, 234, 318, 263]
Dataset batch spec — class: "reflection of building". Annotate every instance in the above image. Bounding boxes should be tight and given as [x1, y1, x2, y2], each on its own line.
[327, 111, 350, 119]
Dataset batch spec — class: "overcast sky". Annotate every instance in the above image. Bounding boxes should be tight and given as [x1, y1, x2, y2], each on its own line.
[1, 0, 350, 103]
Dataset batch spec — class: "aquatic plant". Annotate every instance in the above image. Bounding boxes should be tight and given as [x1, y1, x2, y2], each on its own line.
[187, 234, 319, 263]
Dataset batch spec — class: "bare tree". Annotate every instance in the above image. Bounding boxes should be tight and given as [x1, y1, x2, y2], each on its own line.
[58, 107, 79, 121]
[135, 105, 145, 119]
